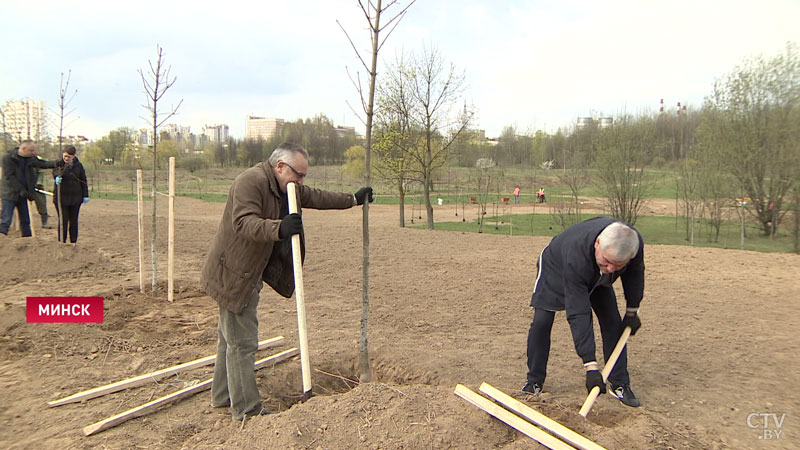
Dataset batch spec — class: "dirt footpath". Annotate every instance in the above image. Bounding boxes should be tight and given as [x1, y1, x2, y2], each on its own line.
[1, 198, 798, 449]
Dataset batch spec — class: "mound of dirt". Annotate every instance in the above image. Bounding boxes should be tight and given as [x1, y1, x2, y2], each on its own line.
[0, 238, 113, 287]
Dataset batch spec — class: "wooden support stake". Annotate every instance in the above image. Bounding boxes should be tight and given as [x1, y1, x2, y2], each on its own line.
[27, 200, 36, 238]
[49, 336, 284, 407]
[136, 169, 144, 293]
[167, 157, 175, 302]
[83, 347, 299, 436]
[454, 384, 575, 450]
[479, 383, 606, 450]
[579, 326, 632, 417]
[287, 182, 312, 399]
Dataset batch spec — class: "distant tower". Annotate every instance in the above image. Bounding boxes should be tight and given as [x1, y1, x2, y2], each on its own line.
[660, 98, 664, 114]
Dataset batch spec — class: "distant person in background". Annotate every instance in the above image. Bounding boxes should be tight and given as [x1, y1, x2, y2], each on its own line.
[32, 153, 54, 229]
[513, 185, 521, 203]
[0, 140, 57, 237]
[537, 188, 546, 203]
[53, 145, 89, 243]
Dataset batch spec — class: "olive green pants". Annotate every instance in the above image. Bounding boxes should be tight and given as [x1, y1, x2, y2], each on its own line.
[211, 283, 262, 421]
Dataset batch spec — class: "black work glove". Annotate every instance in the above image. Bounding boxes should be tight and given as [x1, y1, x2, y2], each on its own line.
[278, 213, 303, 240]
[586, 370, 607, 394]
[35, 184, 44, 191]
[354, 187, 374, 205]
[622, 312, 642, 336]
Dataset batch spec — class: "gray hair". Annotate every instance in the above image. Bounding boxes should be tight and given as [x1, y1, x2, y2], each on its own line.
[597, 222, 639, 261]
[268, 142, 309, 167]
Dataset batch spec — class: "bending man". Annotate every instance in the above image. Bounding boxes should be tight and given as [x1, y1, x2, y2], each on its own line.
[523, 217, 644, 407]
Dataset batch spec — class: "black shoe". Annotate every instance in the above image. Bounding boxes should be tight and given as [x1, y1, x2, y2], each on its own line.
[522, 381, 543, 395]
[244, 407, 272, 418]
[610, 384, 641, 407]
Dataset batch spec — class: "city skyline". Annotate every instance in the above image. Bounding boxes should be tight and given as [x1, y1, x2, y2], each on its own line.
[2, 0, 799, 141]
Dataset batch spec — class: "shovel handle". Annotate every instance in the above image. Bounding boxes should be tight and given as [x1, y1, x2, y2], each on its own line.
[579, 326, 632, 417]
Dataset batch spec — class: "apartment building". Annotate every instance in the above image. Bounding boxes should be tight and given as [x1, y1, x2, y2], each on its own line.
[2, 99, 48, 141]
[245, 116, 283, 140]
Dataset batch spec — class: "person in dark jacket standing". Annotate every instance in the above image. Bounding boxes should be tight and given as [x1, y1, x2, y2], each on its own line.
[0, 140, 57, 237]
[522, 217, 644, 407]
[202, 142, 373, 421]
[53, 145, 89, 243]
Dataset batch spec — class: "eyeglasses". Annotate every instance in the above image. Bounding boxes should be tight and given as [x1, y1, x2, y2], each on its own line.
[283, 161, 307, 179]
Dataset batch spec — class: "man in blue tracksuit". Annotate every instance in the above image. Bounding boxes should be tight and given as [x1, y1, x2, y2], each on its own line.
[523, 217, 644, 407]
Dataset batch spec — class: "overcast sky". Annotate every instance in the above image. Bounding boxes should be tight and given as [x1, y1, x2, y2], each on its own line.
[2, 0, 799, 141]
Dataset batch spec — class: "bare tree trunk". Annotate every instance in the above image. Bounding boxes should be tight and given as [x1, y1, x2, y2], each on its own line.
[357, 2, 381, 382]
[139, 45, 182, 292]
[740, 204, 746, 250]
[340, 0, 414, 382]
[151, 129, 158, 290]
[424, 166, 434, 229]
[398, 182, 405, 227]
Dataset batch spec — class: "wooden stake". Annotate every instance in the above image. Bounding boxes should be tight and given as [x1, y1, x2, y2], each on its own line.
[479, 383, 605, 450]
[454, 384, 575, 450]
[27, 199, 36, 238]
[49, 336, 284, 407]
[83, 347, 299, 436]
[136, 169, 144, 293]
[579, 326, 632, 417]
[167, 157, 175, 302]
[287, 182, 312, 399]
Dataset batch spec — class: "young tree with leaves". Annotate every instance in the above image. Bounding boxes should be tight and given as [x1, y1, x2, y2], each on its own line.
[378, 46, 473, 229]
[700, 43, 800, 236]
[594, 115, 655, 226]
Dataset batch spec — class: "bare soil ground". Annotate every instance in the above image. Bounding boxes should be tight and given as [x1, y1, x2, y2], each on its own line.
[1, 197, 798, 449]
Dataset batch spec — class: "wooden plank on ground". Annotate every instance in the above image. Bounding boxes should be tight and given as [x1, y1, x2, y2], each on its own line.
[50, 336, 284, 407]
[479, 382, 606, 450]
[83, 347, 299, 436]
[454, 384, 575, 450]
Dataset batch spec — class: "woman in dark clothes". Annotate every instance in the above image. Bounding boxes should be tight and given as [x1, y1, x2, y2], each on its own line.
[53, 145, 89, 243]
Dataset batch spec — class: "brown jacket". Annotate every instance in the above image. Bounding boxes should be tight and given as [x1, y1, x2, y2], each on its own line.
[202, 161, 355, 313]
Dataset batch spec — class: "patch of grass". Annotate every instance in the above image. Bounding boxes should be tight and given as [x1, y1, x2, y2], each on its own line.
[179, 192, 229, 203]
[92, 191, 231, 203]
[92, 192, 138, 201]
[413, 213, 797, 253]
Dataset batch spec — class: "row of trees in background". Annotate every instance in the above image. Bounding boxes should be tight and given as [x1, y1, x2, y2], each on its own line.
[344, 43, 800, 249]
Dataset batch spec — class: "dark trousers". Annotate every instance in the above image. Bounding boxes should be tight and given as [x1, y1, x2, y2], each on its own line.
[526, 286, 630, 387]
[33, 191, 48, 217]
[0, 197, 32, 236]
[57, 203, 81, 243]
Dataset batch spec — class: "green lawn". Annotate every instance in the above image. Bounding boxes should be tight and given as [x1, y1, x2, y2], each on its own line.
[417, 213, 798, 253]
[83, 166, 798, 253]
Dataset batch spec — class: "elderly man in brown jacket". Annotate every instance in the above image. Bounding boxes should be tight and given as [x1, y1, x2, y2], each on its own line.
[202, 142, 373, 421]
